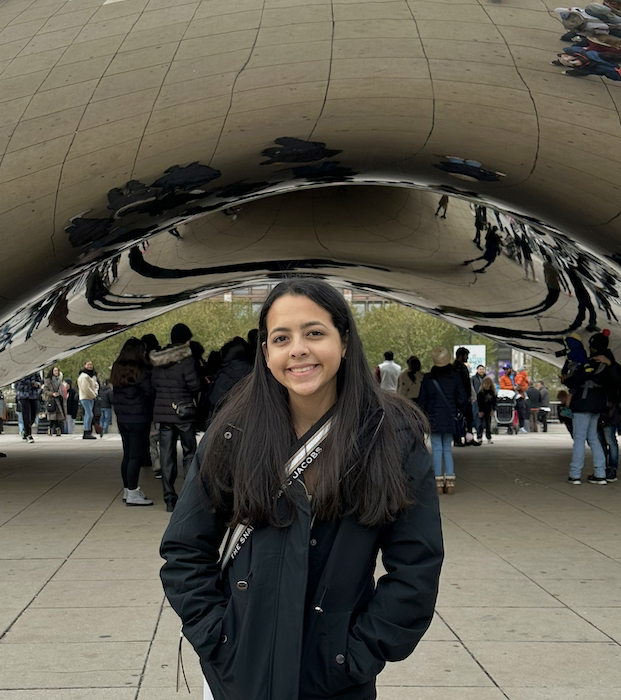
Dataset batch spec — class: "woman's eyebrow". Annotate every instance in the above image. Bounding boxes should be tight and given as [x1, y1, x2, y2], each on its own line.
[269, 321, 328, 335]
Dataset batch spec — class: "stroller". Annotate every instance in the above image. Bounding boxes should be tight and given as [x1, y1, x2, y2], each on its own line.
[494, 389, 518, 434]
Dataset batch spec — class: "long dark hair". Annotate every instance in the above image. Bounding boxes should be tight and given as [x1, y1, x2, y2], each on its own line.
[202, 278, 427, 528]
[110, 337, 149, 386]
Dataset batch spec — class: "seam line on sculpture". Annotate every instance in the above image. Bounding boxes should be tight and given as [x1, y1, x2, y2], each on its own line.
[307, 0, 334, 141]
[126, 2, 207, 184]
[477, 1, 541, 180]
[207, 0, 267, 167]
[400, 0, 435, 159]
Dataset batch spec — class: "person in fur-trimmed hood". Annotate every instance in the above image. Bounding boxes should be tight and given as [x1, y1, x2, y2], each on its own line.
[151, 323, 201, 511]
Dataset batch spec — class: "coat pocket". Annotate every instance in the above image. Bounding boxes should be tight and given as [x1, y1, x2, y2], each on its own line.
[210, 593, 248, 682]
[301, 611, 356, 697]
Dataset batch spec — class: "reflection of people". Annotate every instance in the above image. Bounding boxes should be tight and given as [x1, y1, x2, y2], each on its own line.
[435, 195, 449, 218]
[160, 278, 443, 700]
[473, 205, 487, 248]
[463, 226, 501, 273]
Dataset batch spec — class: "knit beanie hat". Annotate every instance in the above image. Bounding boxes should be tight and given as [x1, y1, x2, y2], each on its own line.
[171, 323, 193, 345]
[432, 346, 451, 367]
[589, 329, 610, 353]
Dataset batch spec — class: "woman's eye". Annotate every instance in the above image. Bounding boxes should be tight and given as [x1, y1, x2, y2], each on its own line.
[273, 336, 287, 343]
[308, 330, 323, 337]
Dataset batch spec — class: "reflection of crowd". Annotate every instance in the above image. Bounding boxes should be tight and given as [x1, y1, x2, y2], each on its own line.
[455, 203, 621, 344]
[552, 5, 621, 80]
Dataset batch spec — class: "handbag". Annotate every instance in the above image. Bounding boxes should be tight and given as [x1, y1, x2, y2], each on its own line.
[172, 399, 196, 421]
[45, 398, 57, 413]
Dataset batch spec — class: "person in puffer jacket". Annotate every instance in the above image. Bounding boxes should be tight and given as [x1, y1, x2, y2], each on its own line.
[150, 323, 201, 512]
[207, 337, 252, 416]
[563, 331, 621, 484]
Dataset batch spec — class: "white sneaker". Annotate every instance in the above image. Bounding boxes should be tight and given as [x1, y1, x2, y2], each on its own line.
[519, 427, 528, 434]
[126, 488, 153, 506]
[487, 438, 493, 444]
[122, 488, 128, 502]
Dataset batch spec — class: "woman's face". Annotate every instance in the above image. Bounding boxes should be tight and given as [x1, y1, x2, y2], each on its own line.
[263, 294, 346, 403]
[53, 368, 59, 376]
[84, 361, 93, 370]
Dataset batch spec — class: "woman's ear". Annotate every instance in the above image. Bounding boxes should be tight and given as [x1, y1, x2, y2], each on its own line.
[341, 332, 348, 359]
[262, 341, 270, 368]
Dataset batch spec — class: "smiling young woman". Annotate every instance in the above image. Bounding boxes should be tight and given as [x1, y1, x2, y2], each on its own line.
[160, 278, 444, 700]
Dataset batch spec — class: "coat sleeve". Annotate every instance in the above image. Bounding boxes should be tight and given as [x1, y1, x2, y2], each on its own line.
[417, 376, 429, 413]
[183, 357, 202, 396]
[159, 437, 229, 662]
[346, 437, 443, 683]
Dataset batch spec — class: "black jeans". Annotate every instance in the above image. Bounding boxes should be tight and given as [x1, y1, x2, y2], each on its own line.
[19, 398, 38, 437]
[477, 413, 492, 440]
[119, 422, 151, 490]
[159, 422, 197, 506]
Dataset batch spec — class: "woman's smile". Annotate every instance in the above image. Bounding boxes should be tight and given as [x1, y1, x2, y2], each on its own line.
[287, 364, 319, 375]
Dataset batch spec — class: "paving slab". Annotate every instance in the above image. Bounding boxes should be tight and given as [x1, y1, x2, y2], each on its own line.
[437, 607, 610, 642]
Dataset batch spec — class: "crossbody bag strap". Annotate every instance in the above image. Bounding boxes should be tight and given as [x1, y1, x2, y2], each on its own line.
[220, 417, 333, 569]
[432, 379, 454, 411]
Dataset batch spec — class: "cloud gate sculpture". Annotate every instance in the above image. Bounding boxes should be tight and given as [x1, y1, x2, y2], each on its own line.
[2, 0, 621, 382]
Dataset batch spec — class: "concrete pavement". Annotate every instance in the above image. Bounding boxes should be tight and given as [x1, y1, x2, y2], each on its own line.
[0, 427, 620, 699]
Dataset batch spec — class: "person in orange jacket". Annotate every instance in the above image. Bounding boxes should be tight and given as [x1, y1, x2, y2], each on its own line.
[499, 365, 515, 390]
[514, 369, 530, 432]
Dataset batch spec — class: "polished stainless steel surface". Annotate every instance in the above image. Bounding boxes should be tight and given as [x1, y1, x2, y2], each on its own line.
[1, 0, 621, 382]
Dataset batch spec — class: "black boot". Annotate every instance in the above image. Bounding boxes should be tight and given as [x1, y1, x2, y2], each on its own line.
[83, 429, 97, 440]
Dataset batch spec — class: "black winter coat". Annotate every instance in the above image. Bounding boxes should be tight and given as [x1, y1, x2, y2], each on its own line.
[66, 389, 79, 419]
[418, 366, 468, 434]
[97, 385, 113, 409]
[207, 358, 253, 413]
[477, 388, 497, 415]
[150, 344, 201, 424]
[112, 372, 154, 424]
[160, 421, 443, 700]
[564, 358, 621, 414]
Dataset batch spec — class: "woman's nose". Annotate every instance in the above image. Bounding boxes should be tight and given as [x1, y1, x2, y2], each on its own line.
[290, 335, 309, 357]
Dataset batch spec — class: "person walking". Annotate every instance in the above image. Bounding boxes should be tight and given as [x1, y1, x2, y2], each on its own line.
[15, 372, 42, 443]
[111, 338, 155, 506]
[536, 380, 550, 432]
[97, 379, 113, 435]
[418, 346, 468, 494]
[376, 351, 401, 392]
[453, 347, 480, 446]
[0, 387, 6, 435]
[151, 323, 201, 512]
[563, 332, 621, 484]
[43, 367, 66, 436]
[471, 365, 486, 437]
[64, 379, 79, 434]
[398, 356, 424, 402]
[141, 333, 162, 479]
[77, 361, 99, 440]
[160, 278, 443, 700]
[477, 377, 497, 443]
[435, 194, 449, 218]
[526, 381, 541, 433]
[206, 337, 253, 417]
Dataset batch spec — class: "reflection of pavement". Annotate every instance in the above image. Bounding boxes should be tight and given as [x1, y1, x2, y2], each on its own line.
[1, 430, 619, 696]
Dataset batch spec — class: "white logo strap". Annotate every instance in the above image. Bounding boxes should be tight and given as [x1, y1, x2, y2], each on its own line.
[221, 418, 332, 568]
